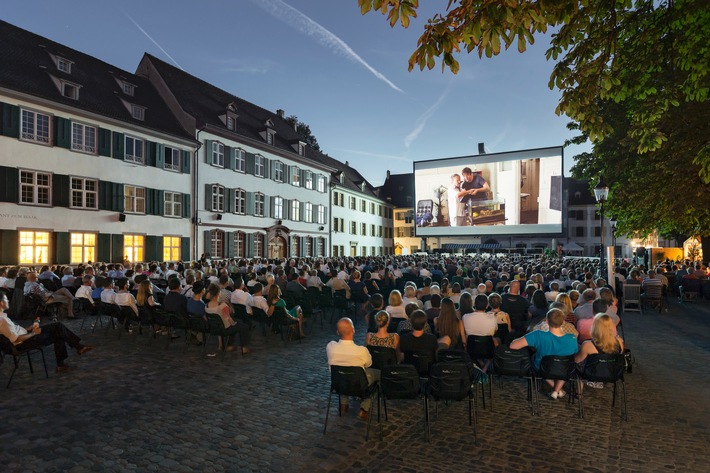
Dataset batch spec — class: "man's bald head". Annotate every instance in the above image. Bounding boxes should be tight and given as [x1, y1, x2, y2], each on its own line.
[336, 317, 355, 340]
[509, 280, 520, 294]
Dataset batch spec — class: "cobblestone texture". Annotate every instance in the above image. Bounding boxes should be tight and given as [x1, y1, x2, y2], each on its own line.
[1, 299, 709, 472]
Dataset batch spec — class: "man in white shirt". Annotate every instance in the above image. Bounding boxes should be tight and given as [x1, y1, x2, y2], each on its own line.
[326, 317, 375, 420]
[545, 282, 561, 303]
[100, 278, 116, 304]
[248, 283, 269, 315]
[230, 274, 253, 314]
[75, 276, 95, 305]
[462, 294, 498, 337]
[113, 278, 138, 316]
[326, 271, 351, 299]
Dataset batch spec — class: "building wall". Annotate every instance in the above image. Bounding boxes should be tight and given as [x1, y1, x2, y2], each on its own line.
[330, 187, 394, 257]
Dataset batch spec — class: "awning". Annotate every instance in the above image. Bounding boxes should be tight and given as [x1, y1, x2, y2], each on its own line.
[563, 242, 584, 252]
[442, 243, 502, 250]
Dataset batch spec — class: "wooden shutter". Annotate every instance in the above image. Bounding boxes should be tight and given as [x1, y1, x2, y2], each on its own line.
[246, 233, 254, 258]
[0, 230, 19, 265]
[225, 146, 233, 170]
[145, 188, 154, 215]
[227, 188, 235, 213]
[299, 202, 305, 222]
[204, 140, 212, 164]
[54, 232, 70, 264]
[145, 235, 161, 262]
[283, 199, 290, 220]
[54, 117, 72, 148]
[52, 174, 70, 208]
[205, 184, 213, 211]
[157, 190, 165, 216]
[182, 193, 191, 219]
[145, 141, 156, 167]
[300, 237, 306, 257]
[1, 103, 20, 138]
[246, 152, 255, 175]
[111, 234, 124, 263]
[203, 230, 212, 256]
[181, 236, 191, 261]
[262, 158, 270, 178]
[97, 233, 111, 262]
[246, 192, 254, 216]
[155, 143, 165, 169]
[225, 231, 234, 258]
[0, 166, 19, 203]
[113, 183, 124, 212]
[112, 132, 125, 160]
[262, 195, 271, 218]
[98, 127, 112, 156]
[181, 150, 191, 174]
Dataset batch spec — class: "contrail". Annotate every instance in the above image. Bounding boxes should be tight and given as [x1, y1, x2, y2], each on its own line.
[121, 11, 184, 70]
[252, 0, 404, 93]
[337, 148, 412, 163]
[404, 86, 451, 148]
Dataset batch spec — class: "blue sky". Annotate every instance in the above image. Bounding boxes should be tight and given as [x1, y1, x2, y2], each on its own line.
[2, 0, 589, 185]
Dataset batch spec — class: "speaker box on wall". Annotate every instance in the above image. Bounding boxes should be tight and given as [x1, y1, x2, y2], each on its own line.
[118, 213, 126, 222]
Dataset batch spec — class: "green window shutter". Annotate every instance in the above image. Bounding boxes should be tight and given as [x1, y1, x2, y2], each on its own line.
[52, 174, 70, 208]
[114, 183, 125, 212]
[246, 153, 255, 174]
[55, 232, 70, 264]
[111, 234, 124, 263]
[181, 150, 191, 174]
[263, 158, 270, 179]
[1, 103, 20, 138]
[227, 188, 235, 213]
[300, 237, 306, 258]
[99, 181, 109, 210]
[0, 166, 19, 203]
[205, 184, 213, 211]
[181, 236, 191, 261]
[97, 233, 111, 262]
[156, 143, 165, 169]
[225, 146, 233, 170]
[145, 189, 154, 215]
[204, 230, 212, 256]
[0, 230, 19, 265]
[283, 199, 291, 220]
[299, 202, 306, 222]
[285, 166, 291, 184]
[145, 141, 156, 167]
[182, 193, 191, 219]
[225, 231, 234, 258]
[98, 128, 112, 156]
[157, 190, 165, 216]
[263, 195, 271, 218]
[54, 117, 72, 148]
[145, 235, 161, 262]
[204, 140, 212, 164]
[246, 192, 254, 216]
[112, 132, 125, 159]
[246, 233, 254, 258]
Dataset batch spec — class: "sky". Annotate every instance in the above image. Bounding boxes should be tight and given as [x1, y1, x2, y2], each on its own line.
[1, 0, 590, 186]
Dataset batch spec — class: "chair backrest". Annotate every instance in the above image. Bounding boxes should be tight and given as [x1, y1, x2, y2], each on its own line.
[583, 353, 625, 382]
[380, 364, 421, 399]
[466, 335, 496, 359]
[233, 303, 248, 319]
[329, 365, 370, 397]
[367, 345, 398, 370]
[428, 362, 472, 401]
[251, 307, 269, 323]
[644, 284, 662, 300]
[538, 355, 576, 380]
[0, 334, 17, 355]
[403, 349, 436, 378]
[170, 311, 191, 329]
[623, 284, 641, 303]
[493, 345, 532, 376]
[188, 313, 208, 332]
[206, 313, 227, 335]
[437, 349, 471, 364]
[495, 323, 510, 341]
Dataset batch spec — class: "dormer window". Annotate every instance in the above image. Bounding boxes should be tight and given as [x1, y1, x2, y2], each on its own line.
[122, 81, 135, 96]
[266, 130, 275, 145]
[339, 172, 344, 184]
[56, 57, 72, 74]
[226, 116, 235, 130]
[62, 81, 80, 100]
[131, 104, 146, 121]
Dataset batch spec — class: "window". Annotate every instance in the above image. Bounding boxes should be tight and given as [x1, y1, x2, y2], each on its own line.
[255, 155, 265, 177]
[291, 166, 300, 186]
[122, 82, 135, 96]
[20, 170, 51, 206]
[332, 191, 339, 206]
[361, 223, 367, 236]
[164, 147, 181, 172]
[594, 227, 601, 237]
[124, 234, 144, 263]
[57, 57, 72, 73]
[371, 224, 376, 236]
[71, 122, 96, 154]
[21, 109, 51, 144]
[164, 192, 182, 217]
[291, 200, 300, 221]
[163, 236, 181, 261]
[70, 177, 97, 209]
[234, 232, 245, 258]
[317, 175, 326, 192]
[304, 202, 312, 223]
[350, 221, 357, 234]
[370, 203, 376, 214]
[378, 225, 383, 237]
[254, 192, 265, 217]
[273, 196, 284, 219]
[575, 227, 585, 237]
[70, 232, 95, 264]
[291, 237, 300, 257]
[304, 237, 312, 257]
[124, 185, 145, 214]
[234, 148, 245, 172]
[274, 161, 284, 182]
[378, 205, 383, 217]
[211, 185, 225, 212]
[254, 233, 264, 257]
[298, 143, 305, 156]
[360, 200, 366, 212]
[210, 230, 224, 258]
[125, 136, 144, 164]
[317, 205, 325, 224]
[226, 116, 235, 130]
[266, 131, 274, 145]
[316, 237, 324, 257]
[350, 196, 356, 210]
[234, 189, 246, 214]
[211, 142, 224, 167]
[62, 81, 80, 100]
[131, 104, 145, 121]
[19, 231, 49, 264]
[304, 171, 313, 189]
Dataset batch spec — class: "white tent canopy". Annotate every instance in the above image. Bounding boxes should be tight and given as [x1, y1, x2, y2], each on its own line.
[563, 242, 584, 252]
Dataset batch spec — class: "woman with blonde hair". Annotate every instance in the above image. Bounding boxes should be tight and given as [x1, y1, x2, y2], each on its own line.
[366, 310, 400, 354]
[555, 292, 576, 325]
[136, 279, 159, 308]
[575, 313, 624, 389]
[386, 289, 407, 323]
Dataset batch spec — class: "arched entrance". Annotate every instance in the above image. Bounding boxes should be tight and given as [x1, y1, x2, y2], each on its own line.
[268, 236, 287, 259]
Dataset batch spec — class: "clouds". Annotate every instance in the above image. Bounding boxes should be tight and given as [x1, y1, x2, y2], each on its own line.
[404, 85, 452, 149]
[251, 0, 404, 93]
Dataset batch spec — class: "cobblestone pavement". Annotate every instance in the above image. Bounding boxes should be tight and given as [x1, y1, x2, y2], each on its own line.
[2, 297, 710, 473]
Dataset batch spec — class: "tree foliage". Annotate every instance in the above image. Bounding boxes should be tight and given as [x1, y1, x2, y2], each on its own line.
[285, 115, 321, 152]
[358, 0, 710, 237]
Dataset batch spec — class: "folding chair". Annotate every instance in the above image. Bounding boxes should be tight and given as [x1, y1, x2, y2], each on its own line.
[324, 365, 380, 440]
[579, 353, 628, 421]
[427, 361, 477, 439]
[380, 364, 429, 441]
[0, 335, 49, 388]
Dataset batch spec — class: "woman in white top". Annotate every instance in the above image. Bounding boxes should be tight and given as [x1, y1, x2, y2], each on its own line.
[386, 290, 408, 321]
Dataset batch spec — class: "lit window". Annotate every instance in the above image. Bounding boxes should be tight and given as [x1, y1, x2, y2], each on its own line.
[304, 171, 313, 189]
[163, 236, 181, 261]
[211, 230, 224, 258]
[131, 105, 145, 121]
[164, 147, 181, 172]
[291, 200, 300, 221]
[124, 185, 145, 214]
[291, 166, 300, 186]
[234, 148, 245, 172]
[211, 142, 224, 167]
[164, 192, 182, 217]
[291, 237, 300, 257]
[124, 234, 144, 263]
[62, 81, 80, 100]
[123, 82, 135, 96]
[19, 170, 51, 206]
[273, 196, 283, 219]
[56, 58, 72, 73]
[254, 233, 264, 257]
[211, 185, 225, 212]
[234, 232, 245, 258]
[70, 232, 96, 264]
[19, 231, 49, 264]
[234, 189, 246, 214]
[125, 136, 144, 164]
[305, 202, 312, 223]
[254, 193, 265, 217]
[71, 122, 96, 154]
[70, 177, 97, 209]
[274, 161, 284, 182]
[254, 155, 265, 177]
[21, 109, 51, 144]
[317, 205, 325, 224]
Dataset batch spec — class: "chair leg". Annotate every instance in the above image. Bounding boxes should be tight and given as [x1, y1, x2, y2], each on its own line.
[365, 394, 374, 440]
[612, 380, 617, 407]
[323, 392, 333, 434]
[26, 352, 34, 374]
[6, 356, 20, 389]
[621, 380, 629, 421]
[424, 395, 430, 442]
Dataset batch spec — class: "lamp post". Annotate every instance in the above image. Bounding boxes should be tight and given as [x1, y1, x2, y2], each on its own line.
[609, 218, 617, 261]
[593, 179, 609, 279]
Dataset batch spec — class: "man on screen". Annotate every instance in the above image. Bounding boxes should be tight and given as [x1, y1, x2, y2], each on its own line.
[457, 167, 490, 205]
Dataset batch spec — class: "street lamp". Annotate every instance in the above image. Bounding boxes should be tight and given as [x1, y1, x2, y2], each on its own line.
[594, 179, 609, 279]
[609, 218, 617, 260]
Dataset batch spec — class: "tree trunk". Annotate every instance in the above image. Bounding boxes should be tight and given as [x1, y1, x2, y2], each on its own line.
[700, 235, 710, 262]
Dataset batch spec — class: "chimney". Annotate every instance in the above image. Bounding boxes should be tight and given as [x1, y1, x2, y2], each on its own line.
[478, 142, 486, 154]
[386, 170, 391, 180]
[345, 161, 349, 167]
[276, 109, 285, 118]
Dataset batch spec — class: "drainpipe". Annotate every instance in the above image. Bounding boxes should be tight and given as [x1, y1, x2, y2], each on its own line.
[193, 124, 206, 261]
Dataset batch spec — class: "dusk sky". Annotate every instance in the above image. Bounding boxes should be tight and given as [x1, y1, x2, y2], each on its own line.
[2, 0, 589, 185]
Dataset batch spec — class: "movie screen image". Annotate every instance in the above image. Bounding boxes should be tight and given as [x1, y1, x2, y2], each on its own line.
[413, 147, 563, 237]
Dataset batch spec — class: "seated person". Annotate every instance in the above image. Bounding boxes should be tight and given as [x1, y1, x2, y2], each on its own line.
[399, 310, 438, 369]
[397, 302, 432, 335]
[266, 285, 305, 339]
[186, 281, 206, 317]
[99, 278, 116, 304]
[510, 308, 579, 399]
[114, 277, 139, 317]
[24, 271, 75, 318]
[573, 289, 598, 321]
[462, 294, 498, 338]
[365, 310, 400, 357]
[575, 313, 625, 389]
[365, 293, 385, 334]
[0, 294, 94, 372]
[577, 299, 618, 341]
[205, 283, 251, 353]
[163, 277, 188, 317]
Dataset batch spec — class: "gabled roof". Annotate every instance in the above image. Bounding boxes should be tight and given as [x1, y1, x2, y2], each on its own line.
[316, 153, 384, 199]
[0, 20, 192, 140]
[377, 172, 414, 208]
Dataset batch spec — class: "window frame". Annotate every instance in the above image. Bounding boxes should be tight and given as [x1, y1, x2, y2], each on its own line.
[69, 176, 98, 210]
[124, 135, 145, 164]
[304, 202, 313, 223]
[71, 122, 97, 154]
[61, 80, 80, 100]
[291, 166, 300, 186]
[317, 175, 326, 193]
[124, 185, 146, 214]
[211, 141, 225, 167]
[273, 196, 284, 219]
[130, 104, 145, 121]
[20, 108, 51, 145]
[234, 188, 246, 215]
[254, 154, 265, 177]
[234, 148, 246, 173]
[211, 184, 225, 213]
[19, 230, 50, 265]
[164, 191, 182, 218]
[56, 57, 72, 74]
[163, 235, 181, 262]
[291, 200, 300, 221]
[70, 232, 96, 264]
[164, 147, 181, 172]
[234, 231, 246, 258]
[124, 234, 145, 263]
[210, 230, 224, 259]
[253, 233, 264, 257]
[273, 161, 284, 182]
[122, 81, 135, 96]
[19, 170, 51, 207]
[304, 170, 313, 189]
[254, 192, 265, 217]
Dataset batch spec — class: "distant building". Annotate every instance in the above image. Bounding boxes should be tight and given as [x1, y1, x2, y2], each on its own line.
[377, 171, 418, 255]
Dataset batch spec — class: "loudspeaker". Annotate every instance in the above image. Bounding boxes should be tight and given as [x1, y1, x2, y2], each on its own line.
[118, 213, 126, 222]
[216, 214, 223, 220]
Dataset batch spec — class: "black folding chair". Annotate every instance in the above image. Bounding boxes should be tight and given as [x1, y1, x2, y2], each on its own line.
[402, 349, 436, 379]
[380, 364, 429, 441]
[536, 354, 581, 417]
[579, 353, 628, 421]
[0, 335, 48, 388]
[367, 345, 398, 370]
[427, 361, 477, 439]
[492, 345, 538, 415]
[324, 365, 380, 440]
[466, 335, 495, 408]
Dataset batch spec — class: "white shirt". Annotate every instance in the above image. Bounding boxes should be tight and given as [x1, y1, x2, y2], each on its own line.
[326, 339, 372, 368]
[0, 312, 27, 344]
[337, 270, 349, 281]
[114, 291, 138, 316]
[462, 310, 498, 337]
[231, 289, 253, 314]
[100, 289, 116, 304]
[248, 294, 269, 314]
[76, 285, 94, 303]
[402, 296, 423, 309]
[386, 305, 408, 320]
